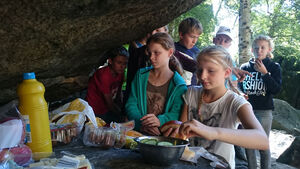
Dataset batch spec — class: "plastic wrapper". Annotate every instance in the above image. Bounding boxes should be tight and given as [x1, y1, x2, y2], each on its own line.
[0, 101, 33, 167]
[50, 98, 98, 144]
[0, 119, 23, 149]
[180, 146, 229, 168]
[0, 101, 25, 149]
[50, 123, 78, 145]
[28, 151, 93, 169]
[83, 125, 117, 148]
[111, 123, 127, 149]
[0, 144, 32, 168]
[82, 120, 135, 148]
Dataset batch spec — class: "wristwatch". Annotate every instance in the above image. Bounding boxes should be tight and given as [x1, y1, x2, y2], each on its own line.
[262, 72, 271, 76]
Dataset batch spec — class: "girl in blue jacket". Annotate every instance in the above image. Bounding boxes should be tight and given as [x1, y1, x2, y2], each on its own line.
[239, 35, 282, 169]
[125, 33, 187, 136]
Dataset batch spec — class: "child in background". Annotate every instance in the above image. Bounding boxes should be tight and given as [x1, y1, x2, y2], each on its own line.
[86, 46, 129, 123]
[164, 46, 269, 169]
[174, 17, 203, 85]
[126, 33, 187, 136]
[239, 35, 282, 169]
[213, 26, 247, 162]
[125, 26, 169, 104]
[213, 26, 239, 87]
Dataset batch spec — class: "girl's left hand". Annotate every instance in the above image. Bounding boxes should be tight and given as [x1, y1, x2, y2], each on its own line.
[254, 59, 268, 75]
[140, 114, 160, 127]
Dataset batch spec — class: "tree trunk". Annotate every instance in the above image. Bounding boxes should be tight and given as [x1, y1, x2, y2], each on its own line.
[238, 0, 252, 65]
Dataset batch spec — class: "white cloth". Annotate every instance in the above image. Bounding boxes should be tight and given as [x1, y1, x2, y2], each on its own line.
[183, 86, 250, 169]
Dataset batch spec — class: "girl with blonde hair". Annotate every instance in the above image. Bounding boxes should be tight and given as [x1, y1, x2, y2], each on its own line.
[240, 35, 282, 169]
[164, 46, 269, 169]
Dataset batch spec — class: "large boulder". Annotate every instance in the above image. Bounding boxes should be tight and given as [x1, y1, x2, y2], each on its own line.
[272, 99, 300, 135]
[0, 0, 204, 105]
[276, 136, 300, 168]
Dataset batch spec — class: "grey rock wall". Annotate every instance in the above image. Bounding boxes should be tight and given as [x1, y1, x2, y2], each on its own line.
[272, 99, 300, 135]
[0, 0, 204, 104]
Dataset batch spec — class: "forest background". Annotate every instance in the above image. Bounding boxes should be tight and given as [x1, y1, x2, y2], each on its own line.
[167, 0, 300, 109]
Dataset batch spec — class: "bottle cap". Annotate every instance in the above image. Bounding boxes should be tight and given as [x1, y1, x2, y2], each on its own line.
[23, 72, 36, 80]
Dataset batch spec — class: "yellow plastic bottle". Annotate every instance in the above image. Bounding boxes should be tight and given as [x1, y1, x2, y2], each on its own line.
[17, 72, 52, 160]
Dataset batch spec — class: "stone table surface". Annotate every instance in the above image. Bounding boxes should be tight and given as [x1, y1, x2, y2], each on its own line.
[53, 142, 226, 169]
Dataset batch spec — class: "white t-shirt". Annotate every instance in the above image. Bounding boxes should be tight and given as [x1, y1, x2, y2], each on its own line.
[183, 86, 250, 169]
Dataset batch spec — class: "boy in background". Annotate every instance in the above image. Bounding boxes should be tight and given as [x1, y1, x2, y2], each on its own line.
[174, 17, 203, 85]
[213, 26, 238, 87]
[86, 46, 129, 123]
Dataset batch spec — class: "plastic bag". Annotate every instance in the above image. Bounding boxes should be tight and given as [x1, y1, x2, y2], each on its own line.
[50, 98, 97, 138]
[83, 121, 135, 148]
[180, 146, 229, 168]
[0, 101, 33, 167]
[0, 101, 25, 149]
[0, 119, 23, 149]
[110, 121, 135, 148]
[0, 144, 32, 168]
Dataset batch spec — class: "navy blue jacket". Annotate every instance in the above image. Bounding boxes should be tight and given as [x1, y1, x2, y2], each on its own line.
[239, 57, 282, 110]
[175, 42, 200, 59]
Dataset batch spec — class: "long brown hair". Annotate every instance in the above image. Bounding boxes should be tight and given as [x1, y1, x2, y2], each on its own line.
[146, 33, 183, 76]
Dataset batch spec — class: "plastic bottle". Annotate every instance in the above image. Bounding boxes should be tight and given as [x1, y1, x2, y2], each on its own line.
[17, 72, 52, 160]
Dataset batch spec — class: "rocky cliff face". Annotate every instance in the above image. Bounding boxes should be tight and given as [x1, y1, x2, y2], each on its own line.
[272, 99, 300, 134]
[0, 0, 204, 104]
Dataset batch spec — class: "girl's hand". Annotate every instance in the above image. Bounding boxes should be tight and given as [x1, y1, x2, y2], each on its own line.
[254, 59, 268, 75]
[140, 114, 160, 127]
[162, 127, 179, 138]
[179, 119, 216, 141]
[232, 68, 252, 82]
[141, 126, 161, 136]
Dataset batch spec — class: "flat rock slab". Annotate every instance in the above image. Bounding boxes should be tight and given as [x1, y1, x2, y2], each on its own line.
[54, 143, 220, 169]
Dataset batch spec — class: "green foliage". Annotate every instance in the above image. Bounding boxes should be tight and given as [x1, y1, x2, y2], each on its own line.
[273, 46, 300, 108]
[168, 1, 216, 49]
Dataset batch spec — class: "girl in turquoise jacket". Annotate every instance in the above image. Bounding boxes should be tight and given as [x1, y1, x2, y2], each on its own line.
[125, 33, 187, 135]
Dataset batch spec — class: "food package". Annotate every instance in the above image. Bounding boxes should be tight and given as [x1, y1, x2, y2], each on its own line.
[180, 146, 229, 168]
[0, 149, 23, 169]
[85, 117, 106, 128]
[82, 120, 135, 148]
[0, 144, 32, 167]
[83, 125, 117, 148]
[50, 98, 98, 143]
[125, 130, 143, 138]
[50, 123, 78, 145]
[110, 121, 136, 148]
[28, 153, 92, 169]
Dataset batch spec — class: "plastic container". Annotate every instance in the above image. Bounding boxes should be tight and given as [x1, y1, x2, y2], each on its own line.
[17, 72, 52, 160]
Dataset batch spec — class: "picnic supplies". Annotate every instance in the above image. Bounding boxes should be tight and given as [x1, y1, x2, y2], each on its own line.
[50, 98, 98, 145]
[17, 72, 52, 160]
